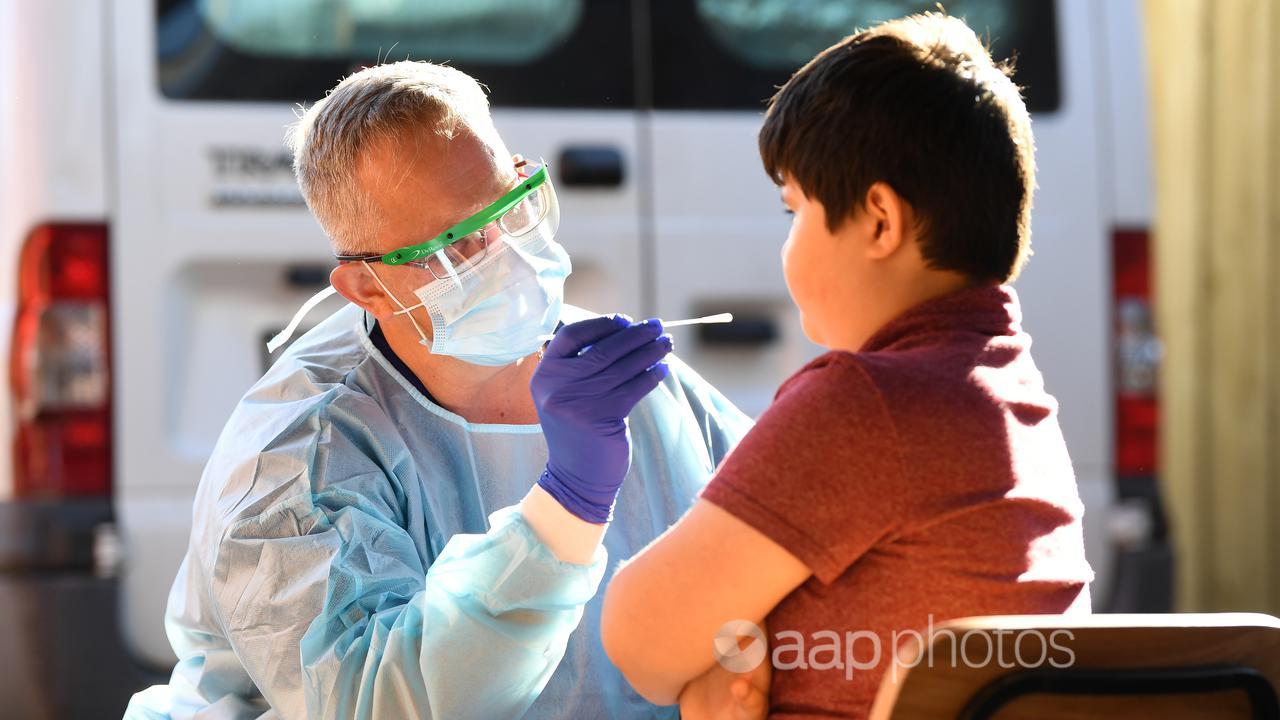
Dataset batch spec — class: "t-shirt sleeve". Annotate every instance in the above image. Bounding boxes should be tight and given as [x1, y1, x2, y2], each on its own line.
[699, 353, 905, 584]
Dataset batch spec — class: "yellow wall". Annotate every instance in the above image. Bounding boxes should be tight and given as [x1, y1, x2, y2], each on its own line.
[1144, 0, 1280, 613]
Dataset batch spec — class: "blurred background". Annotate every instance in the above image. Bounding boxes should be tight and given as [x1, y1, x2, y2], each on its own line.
[0, 0, 1276, 717]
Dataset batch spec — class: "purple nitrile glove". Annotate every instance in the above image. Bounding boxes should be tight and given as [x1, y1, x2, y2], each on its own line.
[532, 315, 673, 524]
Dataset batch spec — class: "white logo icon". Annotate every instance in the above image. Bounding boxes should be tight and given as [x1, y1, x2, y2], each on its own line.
[713, 619, 767, 672]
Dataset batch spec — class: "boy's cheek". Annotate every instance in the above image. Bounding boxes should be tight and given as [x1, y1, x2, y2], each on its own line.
[780, 225, 830, 344]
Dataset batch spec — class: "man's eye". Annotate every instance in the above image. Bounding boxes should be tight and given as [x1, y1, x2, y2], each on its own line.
[782, 208, 795, 216]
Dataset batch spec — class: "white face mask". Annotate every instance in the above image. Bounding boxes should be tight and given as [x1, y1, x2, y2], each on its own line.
[363, 229, 572, 366]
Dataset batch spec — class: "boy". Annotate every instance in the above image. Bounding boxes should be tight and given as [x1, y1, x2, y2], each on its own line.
[567, 13, 1094, 719]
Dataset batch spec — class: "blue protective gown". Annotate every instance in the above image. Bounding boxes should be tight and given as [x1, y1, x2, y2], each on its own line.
[125, 303, 752, 719]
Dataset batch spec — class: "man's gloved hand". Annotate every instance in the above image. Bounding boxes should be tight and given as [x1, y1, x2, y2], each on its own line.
[533, 315, 673, 524]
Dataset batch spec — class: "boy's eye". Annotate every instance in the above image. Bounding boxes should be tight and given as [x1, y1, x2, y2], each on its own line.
[782, 208, 795, 216]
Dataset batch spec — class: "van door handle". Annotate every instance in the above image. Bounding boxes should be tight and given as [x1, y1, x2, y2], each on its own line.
[557, 146, 625, 188]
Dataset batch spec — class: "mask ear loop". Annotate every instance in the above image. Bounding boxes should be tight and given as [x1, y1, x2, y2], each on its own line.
[361, 261, 433, 345]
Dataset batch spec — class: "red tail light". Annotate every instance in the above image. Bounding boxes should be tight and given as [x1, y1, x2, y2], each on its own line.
[9, 223, 112, 497]
[1113, 228, 1159, 476]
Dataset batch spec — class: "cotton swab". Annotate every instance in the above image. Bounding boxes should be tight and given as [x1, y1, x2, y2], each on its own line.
[662, 313, 734, 329]
[537, 313, 733, 343]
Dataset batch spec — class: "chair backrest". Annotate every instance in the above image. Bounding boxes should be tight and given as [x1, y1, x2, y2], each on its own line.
[869, 613, 1280, 720]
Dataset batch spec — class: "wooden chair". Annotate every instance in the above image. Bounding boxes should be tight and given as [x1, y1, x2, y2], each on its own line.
[869, 613, 1280, 719]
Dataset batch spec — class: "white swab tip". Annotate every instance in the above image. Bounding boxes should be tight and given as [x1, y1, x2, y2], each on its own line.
[538, 312, 733, 343]
[697, 313, 734, 324]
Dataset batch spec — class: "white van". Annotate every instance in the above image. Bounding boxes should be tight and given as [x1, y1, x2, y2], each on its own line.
[0, 0, 1167, 713]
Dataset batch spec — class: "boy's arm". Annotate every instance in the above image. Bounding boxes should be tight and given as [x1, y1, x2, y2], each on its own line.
[602, 355, 902, 705]
[601, 500, 811, 705]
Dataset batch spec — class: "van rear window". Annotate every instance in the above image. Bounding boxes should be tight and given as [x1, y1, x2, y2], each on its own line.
[156, 0, 636, 108]
[652, 0, 1060, 113]
[157, 0, 1059, 113]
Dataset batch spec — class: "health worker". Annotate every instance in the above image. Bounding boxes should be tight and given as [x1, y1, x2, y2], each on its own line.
[125, 61, 757, 720]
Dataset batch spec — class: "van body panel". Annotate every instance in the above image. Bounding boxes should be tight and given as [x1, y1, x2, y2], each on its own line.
[1098, 0, 1155, 227]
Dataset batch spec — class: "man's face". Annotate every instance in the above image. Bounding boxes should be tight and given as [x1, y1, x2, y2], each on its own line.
[352, 126, 515, 330]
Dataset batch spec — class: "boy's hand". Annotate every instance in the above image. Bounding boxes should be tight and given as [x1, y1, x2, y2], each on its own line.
[678, 629, 772, 720]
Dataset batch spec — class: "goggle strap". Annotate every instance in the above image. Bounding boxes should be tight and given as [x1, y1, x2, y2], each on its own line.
[266, 284, 338, 353]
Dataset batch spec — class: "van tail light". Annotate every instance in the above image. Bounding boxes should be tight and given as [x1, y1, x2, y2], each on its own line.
[9, 223, 112, 498]
[1113, 228, 1160, 477]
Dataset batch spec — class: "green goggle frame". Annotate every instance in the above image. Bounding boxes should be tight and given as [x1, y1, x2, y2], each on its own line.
[381, 163, 550, 266]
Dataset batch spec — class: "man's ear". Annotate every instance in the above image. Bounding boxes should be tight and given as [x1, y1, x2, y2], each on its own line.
[331, 262, 399, 319]
[862, 181, 912, 261]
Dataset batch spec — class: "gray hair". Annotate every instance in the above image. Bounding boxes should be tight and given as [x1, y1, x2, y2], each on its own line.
[285, 61, 500, 253]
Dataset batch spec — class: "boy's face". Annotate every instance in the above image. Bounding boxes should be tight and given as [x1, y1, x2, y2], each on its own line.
[778, 176, 937, 352]
[779, 178, 869, 348]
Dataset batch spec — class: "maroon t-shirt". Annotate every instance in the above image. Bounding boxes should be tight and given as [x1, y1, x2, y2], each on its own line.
[700, 284, 1093, 719]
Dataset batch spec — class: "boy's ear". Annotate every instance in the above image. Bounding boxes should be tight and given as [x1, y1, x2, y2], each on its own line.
[331, 262, 399, 319]
[862, 181, 911, 261]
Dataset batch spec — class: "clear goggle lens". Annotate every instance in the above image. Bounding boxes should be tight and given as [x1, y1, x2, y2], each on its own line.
[418, 175, 557, 281]
[422, 230, 489, 280]
[498, 181, 553, 237]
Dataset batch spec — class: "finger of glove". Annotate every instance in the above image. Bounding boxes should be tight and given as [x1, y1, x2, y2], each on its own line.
[578, 318, 663, 369]
[544, 314, 632, 359]
[607, 362, 670, 412]
[596, 336, 673, 391]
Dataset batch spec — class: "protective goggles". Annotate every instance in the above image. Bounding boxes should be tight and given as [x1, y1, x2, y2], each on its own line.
[335, 157, 558, 281]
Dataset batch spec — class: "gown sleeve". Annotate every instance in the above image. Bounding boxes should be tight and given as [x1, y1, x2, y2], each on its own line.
[200, 398, 604, 719]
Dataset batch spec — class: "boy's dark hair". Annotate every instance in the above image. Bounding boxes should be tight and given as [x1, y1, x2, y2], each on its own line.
[759, 13, 1035, 283]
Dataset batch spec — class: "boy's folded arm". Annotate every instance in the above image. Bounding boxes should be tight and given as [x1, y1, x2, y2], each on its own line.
[600, 499, 811, 705]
